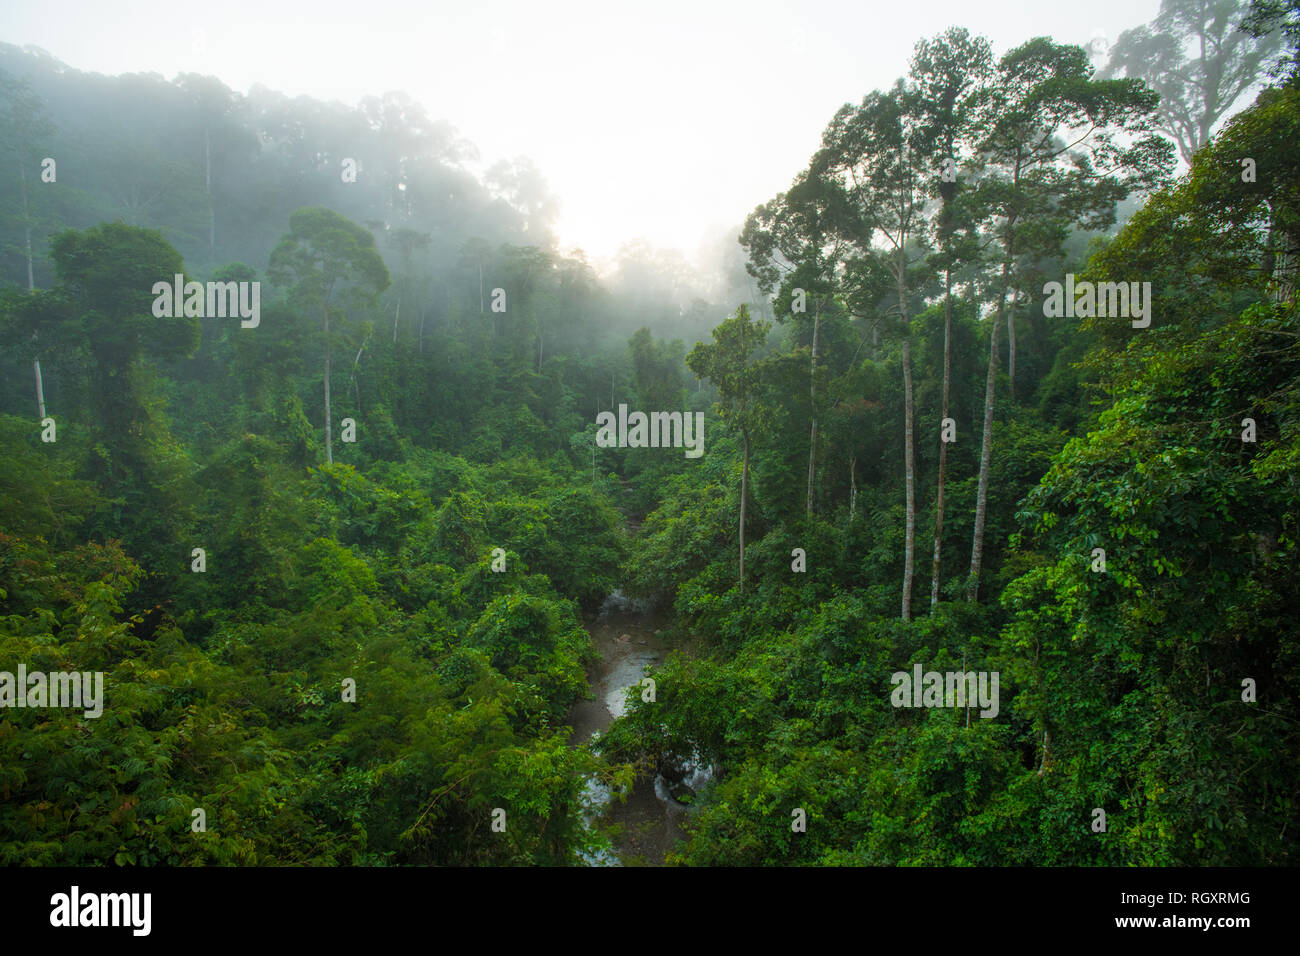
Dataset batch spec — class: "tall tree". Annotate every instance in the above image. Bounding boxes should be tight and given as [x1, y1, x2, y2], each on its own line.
[965, 38, 1174, 601]
[815, 83, 932, 620]
[740, 169, 847, 518]
[686, 305, 771, 590]
[269, 207, 390, 464]
[0, 70, 56, 419]
[909, 28, 994, 608]
[1106, 0, 1284, 165]
[176, 74, 245, 266]
[384, 225, 432, 343]
[0, 70, 53, 292]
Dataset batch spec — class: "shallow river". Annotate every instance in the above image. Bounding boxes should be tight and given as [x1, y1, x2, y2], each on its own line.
[566, 592, 691, 866]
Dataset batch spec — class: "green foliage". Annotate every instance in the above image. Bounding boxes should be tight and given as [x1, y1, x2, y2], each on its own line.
[0, 15, 1295, 869]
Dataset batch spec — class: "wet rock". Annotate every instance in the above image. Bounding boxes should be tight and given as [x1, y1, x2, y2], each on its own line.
[667, 781, 696, 804]
[656, 752, 691, 784]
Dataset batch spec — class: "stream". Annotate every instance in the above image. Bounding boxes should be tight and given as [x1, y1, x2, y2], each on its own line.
[567, 591, 701, 866]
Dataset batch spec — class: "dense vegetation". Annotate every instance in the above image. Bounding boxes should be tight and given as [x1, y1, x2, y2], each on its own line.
[2, 0, 1297, 866]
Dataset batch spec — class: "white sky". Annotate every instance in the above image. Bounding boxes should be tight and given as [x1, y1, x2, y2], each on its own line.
[2, 0, 1160, 269]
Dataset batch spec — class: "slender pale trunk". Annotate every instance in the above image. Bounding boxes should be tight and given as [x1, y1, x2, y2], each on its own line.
[323, 278, 336, 465]
[205, 127, 215, 264]
[969, 152, 1020, 601]
[849, 456, 857, 523]
[740, 425, 750, 591]
[393, 287, 401, 343]
[34, 358, 46, 419]
[1007, 304, 1016, 401]
[351, 338, 366, 412]
[19, 161, 34, 291]
[806, 303, 821, 518]
[1005, 161, 1018, 401]
[21, 162, 45, 417]
[900, 257, 916, 621]
[319, 306, 330, 463]
[968, 253, 1012, 601]
[930, 264, 952, 609]
[24, 221, 34, 289]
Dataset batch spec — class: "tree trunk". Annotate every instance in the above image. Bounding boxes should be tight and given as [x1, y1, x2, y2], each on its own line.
[806, 305, 821, 518]
[23, 219, 34, 290]
[34, 358, 46, 419]
[968, 255, 1011, 601]
[849, 456, 857, 523]
[931, 264, 952, 610]
[22, 161, 43, 420]
[323, 303, 333, 465]
[19, 161, 34, 291]
[350, 336, 367, 413]
[900, 267, 916, 621]
[740, 426, 750, 591]
[205, 127, 215, 264]
[1006, 304, 1016, 401]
